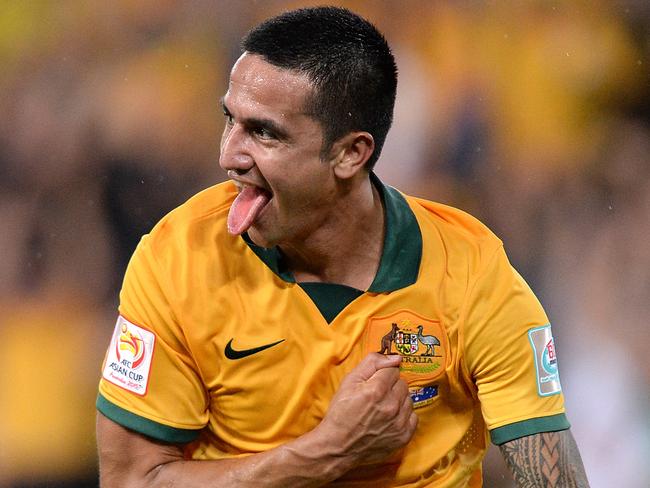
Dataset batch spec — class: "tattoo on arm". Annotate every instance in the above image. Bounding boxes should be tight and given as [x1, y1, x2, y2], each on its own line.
[499, 430, 589, 488]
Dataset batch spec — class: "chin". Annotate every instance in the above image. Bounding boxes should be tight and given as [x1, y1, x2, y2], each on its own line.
[247, 226, 278, 249]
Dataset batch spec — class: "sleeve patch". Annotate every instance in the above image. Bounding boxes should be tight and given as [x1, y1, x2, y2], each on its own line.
[528, 324, 562, 396]
[102, 316, 156, 396]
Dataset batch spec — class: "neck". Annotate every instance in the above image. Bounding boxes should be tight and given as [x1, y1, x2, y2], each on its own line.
[280, 175, 385, 290]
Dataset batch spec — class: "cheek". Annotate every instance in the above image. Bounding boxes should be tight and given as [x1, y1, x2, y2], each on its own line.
[276, 177, 331, 214]
[261, 146, 330, 206]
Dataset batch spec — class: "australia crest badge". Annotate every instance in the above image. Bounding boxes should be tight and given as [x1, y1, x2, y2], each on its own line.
[366, 309, 448, 385]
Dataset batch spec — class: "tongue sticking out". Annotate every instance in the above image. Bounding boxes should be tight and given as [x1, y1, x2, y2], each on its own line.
[227, 186, 270, 235]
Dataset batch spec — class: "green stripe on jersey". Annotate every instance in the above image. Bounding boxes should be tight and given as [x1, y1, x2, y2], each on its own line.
[96, 394, 202, 443]
[490, 413, 571, 445]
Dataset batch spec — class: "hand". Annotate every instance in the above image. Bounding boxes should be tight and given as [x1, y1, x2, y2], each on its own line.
[317, 353, 418, 466]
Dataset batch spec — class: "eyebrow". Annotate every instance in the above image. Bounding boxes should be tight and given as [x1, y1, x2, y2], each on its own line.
[220, 97, 290, 141]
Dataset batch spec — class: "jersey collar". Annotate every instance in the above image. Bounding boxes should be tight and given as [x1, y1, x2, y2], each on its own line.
[242, 172, 422, 292]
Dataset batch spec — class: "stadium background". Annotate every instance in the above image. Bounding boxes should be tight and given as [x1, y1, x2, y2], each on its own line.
[0, 1, 648, 486]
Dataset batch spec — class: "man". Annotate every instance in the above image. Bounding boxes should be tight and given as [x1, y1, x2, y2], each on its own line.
[96, 7, 589, 487]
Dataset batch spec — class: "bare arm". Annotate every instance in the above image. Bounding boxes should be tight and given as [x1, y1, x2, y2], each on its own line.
[97, 413, 352, 487]
[499, 429, 589, 487]
[97, 353, 418, 488]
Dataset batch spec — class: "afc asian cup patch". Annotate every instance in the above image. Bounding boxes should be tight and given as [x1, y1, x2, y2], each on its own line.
[366, 309, 448, 385]
[528, 324, 562, 396]
[102, 316, 155, 396]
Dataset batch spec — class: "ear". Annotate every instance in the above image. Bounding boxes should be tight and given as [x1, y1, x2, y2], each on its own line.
[330, 132, 375, 180]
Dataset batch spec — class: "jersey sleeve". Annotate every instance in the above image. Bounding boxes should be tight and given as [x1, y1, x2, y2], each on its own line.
[97, 234, 208, 443]
[461, 244, 570, 445]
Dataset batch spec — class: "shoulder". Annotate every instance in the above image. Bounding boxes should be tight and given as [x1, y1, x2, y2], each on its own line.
[145, 181, 238, 255]
[121, 181, 246, 307]
[129, 181, 245, 280]
[404, 193, 503, 266]
[406, 195, 498, 242]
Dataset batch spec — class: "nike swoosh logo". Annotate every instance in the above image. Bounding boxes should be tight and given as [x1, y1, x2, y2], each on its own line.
[224, 338, 285, 360]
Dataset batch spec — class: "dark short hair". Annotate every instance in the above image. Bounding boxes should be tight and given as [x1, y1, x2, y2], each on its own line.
[242, 6, 397, 170]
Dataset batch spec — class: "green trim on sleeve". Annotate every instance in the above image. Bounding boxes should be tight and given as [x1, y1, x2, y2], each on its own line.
[96, 393, 202, 443]
[490, 413, 571, 445]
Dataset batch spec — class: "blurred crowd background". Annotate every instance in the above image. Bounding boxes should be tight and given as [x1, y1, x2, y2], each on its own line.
[0, 1, 648, 486]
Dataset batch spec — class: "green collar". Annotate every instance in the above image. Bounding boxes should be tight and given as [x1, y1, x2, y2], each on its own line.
[242, 173, 422, 292]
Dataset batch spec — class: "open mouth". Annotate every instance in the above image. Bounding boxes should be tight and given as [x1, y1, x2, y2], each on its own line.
[227, 183, 273, 235]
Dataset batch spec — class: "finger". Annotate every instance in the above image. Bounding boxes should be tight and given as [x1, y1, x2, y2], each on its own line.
[391, 377, 410, 402]
[366, 364, 401, 389]
[408, 410, 419, 436]
[400, 388, 413, 412]
[398, 395, 418, 437]
[347, 352, 402, 382]
[396, 387, 416, 426]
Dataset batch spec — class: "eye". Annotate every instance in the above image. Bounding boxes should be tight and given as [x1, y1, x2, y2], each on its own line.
[252, 126, 275, 140]
[221, 102, 234, 126]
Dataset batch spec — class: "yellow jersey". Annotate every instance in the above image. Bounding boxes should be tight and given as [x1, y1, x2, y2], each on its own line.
[97, 174, 567, 487]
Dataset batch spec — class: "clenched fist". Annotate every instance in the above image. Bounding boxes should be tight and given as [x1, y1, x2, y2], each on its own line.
[317, 353, 418, 466]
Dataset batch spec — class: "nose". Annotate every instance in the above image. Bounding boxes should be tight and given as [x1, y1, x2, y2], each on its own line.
[219, 123, 254, 174]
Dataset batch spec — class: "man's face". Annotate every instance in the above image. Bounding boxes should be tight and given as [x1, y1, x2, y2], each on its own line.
[219, 53, 336, 248]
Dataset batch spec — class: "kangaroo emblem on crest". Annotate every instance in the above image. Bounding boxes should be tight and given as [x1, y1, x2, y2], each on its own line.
[379, 323, 399, 354]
